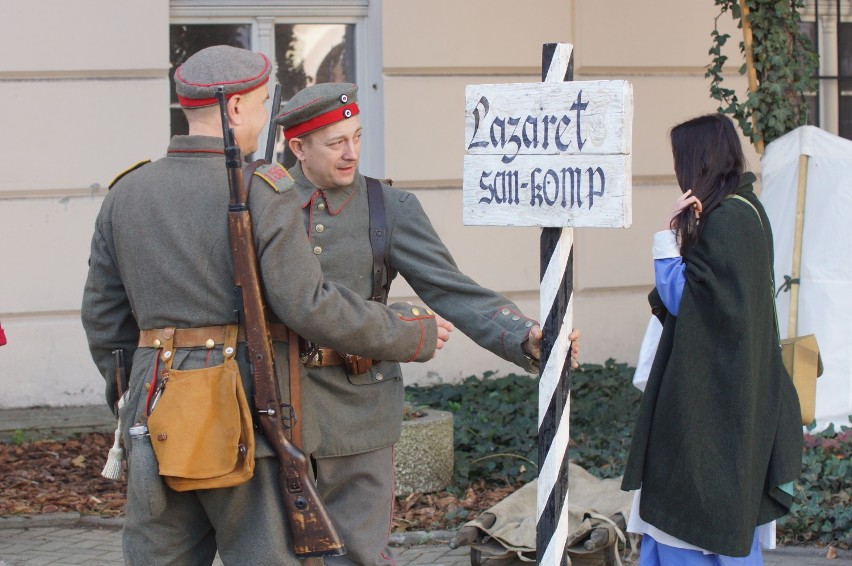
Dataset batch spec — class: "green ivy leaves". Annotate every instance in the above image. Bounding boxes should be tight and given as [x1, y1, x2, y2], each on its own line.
[707, 0, 818, 148]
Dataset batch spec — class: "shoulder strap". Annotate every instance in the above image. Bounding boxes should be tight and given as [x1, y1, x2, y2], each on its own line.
[109, 159, 151, 189]
[365, 177, 389, 303]
[727, 194, 763, 229]
[726, 193, 781, 342]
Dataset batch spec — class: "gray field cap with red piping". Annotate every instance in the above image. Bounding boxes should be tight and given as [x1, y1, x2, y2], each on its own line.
[174, 45, 271, 108]
[273, 83, 359, 139]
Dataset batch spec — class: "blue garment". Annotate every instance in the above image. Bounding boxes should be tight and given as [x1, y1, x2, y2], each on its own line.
[639, 532, 763, 566]
[654, 257, 686, 316]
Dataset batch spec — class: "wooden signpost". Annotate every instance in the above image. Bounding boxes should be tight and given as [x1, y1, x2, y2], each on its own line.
[463, 43, 633, 564]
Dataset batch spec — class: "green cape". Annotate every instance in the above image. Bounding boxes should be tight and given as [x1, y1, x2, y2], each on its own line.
[622, 173, 803, 556]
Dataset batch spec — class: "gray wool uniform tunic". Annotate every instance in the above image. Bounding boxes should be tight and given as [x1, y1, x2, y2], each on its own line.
[290, 164, 538, 458]
[81, 135, 438, 565]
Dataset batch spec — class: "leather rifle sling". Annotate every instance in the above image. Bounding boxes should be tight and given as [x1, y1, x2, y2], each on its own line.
[242, 160, 303, 446]
[288, 327, 303, 445]
[365, 177, 389, 304]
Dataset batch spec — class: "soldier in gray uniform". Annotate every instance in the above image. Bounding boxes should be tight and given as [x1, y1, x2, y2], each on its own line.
[274, 82, 580, 565]
[81, 47, 450, 566]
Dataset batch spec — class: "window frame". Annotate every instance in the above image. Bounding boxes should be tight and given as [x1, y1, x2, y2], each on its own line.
[801, 0, 852, 140]
[169, 0, 384, 174]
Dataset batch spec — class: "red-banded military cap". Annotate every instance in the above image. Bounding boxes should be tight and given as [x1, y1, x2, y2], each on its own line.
[274, 83, 359, 139]
[174, 45, 271, 108]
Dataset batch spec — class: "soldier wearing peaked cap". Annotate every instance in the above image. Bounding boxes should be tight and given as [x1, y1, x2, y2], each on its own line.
[82, 46, 450, 565]
[275, 82, 581, 566]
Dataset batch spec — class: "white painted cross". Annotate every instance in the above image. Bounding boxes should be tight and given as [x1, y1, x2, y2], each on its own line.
[463, 43, 633, 564]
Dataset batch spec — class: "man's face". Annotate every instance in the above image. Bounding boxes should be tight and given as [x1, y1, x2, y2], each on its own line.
[294, 116, 362, 190]
[233, 86, 269, 155]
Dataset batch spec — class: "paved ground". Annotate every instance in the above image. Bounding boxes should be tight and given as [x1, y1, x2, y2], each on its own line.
[0, 406, 848, 565]
[0, 516, 847, 566]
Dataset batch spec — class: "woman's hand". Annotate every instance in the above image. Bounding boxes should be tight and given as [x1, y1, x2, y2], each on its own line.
[665, 189, 703, 230]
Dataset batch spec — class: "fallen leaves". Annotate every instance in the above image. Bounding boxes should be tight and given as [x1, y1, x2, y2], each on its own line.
[0, 433, 519, 531]
[0, 433, 126, 517]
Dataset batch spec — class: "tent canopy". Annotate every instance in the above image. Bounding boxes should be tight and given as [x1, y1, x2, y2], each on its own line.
[760, 125, 852, 429]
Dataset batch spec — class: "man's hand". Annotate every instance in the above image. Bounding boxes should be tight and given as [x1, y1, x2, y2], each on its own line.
[568, 328, 581, 369]
[523, 326, 581, 369]
[434, 313, 454, 354]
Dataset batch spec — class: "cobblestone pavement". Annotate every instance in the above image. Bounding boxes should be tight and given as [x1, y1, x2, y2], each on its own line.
[0, 517, 847, 566]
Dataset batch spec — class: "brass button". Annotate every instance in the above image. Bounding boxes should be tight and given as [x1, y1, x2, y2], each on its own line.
[426, 308, 434, 315]
[375, 373, 384, 381]
[144, 382, 151, 391]
[205, 338, 215, 349]
[163, 350, 172, 360]
[153, 339, 161, 348]
[525, 321, 534, 328]
[313, 246, 323, 255]
[512, 315, 520, 321]
[411, 307, 421, 316]
[501, 308, 510, 316]
[315, 224, 325, 233]
[317, 202, 326, 211]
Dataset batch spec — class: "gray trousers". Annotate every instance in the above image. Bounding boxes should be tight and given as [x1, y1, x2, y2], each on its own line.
[316, 445, 396, 566]
[123, 446, 302, 566]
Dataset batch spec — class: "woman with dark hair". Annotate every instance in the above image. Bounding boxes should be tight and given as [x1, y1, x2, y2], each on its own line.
[621, 114, 802, 565]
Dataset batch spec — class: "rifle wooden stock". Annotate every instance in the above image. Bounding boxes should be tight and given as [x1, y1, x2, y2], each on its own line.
[215, 87, 345, 558]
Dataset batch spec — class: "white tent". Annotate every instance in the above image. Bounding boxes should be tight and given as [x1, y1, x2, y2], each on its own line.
[760, 125, 852, 429]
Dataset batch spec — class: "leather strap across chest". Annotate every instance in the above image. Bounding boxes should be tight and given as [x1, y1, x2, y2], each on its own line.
[365, 177, 389, 303]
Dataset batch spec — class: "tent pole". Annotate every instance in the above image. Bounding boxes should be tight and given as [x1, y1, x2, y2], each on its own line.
[740, 0, 764, 154]
[788, 153, 809, 338]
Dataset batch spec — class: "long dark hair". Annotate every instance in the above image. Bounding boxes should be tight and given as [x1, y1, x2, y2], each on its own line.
[670, 113, 745, 253]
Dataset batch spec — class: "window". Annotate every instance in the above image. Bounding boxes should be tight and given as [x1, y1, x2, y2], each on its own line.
[168, 1, 381, 171]
[169, 24, 252, 138]
[800, 0, 852, 140]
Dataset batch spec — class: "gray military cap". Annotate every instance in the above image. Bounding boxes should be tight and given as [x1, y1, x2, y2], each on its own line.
[174, 45, 271, 108]
[274, 83, 359, 139]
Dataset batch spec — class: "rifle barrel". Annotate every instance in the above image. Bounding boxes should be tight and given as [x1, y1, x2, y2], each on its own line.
[265, 83, 284, 162]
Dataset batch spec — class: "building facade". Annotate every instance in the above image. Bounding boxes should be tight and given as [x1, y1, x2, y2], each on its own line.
[4, 0, 830, 407]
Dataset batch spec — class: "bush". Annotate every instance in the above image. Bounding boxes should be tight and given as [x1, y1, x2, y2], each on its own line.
[405, 361, 852, 548]
[778, 424, 851, 548]
[404, 360, 640, 490]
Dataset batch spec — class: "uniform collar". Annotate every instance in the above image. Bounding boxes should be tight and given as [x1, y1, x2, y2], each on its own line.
[166, 135, 226, 156]
[290, 162, 360, 214]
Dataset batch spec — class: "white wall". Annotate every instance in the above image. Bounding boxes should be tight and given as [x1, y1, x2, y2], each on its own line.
[0, 0, 170, 407]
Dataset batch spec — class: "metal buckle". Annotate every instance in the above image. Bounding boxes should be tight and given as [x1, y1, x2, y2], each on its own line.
[299, 342, 323, 368]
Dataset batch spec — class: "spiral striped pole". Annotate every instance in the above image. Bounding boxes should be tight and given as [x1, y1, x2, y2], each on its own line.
[536, 42, 575, 566]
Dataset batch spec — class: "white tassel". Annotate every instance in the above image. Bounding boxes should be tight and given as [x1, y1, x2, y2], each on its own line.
[101, 393, 127, 480]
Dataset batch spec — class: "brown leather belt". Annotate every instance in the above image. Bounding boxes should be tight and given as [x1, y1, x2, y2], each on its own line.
[301, 346, 345, 368]
[138, 323, 289, 348]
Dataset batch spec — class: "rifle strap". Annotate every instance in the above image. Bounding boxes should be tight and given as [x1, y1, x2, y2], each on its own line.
[365, 177, 389, 303]
[242, 159, 305, 447]
[288, 327, 303, 447]
[243, 159, 268, 202]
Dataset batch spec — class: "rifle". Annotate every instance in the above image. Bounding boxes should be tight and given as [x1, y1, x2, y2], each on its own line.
[215, 86, 346, 558]
[263, 82, 306, 469]
[264, 83, 283, 162]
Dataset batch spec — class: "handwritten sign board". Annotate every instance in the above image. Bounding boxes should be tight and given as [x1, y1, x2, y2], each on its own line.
[463, 80, 633, 228]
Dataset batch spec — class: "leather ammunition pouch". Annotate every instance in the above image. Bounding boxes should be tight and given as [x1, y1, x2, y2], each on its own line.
[341, 353, 374, 375]
[299, 340, 374, 375]
[146, 325, 255, 491]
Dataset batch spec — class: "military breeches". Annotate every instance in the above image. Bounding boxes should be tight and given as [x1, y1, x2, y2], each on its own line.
[316, 445, 397, 566]
[123, 447, 302, 566]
